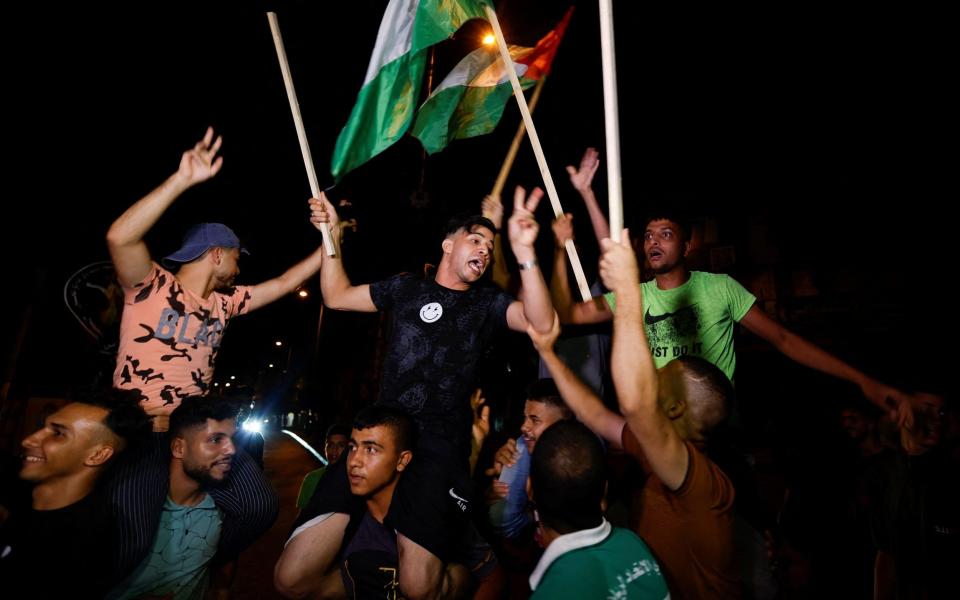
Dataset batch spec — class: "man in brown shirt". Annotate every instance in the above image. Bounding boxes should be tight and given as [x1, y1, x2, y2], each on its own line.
[528, 228, 741, 598]
[618, 381, 739, 598]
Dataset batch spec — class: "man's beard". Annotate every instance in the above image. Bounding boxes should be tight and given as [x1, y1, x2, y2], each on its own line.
[184, 460, 231, 488]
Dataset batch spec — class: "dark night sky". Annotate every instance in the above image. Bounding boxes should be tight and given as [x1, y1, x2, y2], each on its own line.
[3, 1, 951, 401]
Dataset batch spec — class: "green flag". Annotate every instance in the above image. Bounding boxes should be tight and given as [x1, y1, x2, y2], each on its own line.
[330, 0, 487, 180]
[411, 7, 573, 154]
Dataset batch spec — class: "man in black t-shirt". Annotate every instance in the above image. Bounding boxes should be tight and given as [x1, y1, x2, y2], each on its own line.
[275, 187, 553, 600]
[0, 389, 151, 598]
[370, 271, 512, 462]
[336, 407, 416, 599]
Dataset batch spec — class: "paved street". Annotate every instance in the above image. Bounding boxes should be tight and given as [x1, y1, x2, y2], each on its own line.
[232, 430, 324, 599]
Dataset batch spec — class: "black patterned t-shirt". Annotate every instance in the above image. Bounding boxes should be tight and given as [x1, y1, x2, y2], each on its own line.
[370, 274, 512, 460]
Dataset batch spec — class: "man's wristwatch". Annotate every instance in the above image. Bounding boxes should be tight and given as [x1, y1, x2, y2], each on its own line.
[517, 258, 538, 271]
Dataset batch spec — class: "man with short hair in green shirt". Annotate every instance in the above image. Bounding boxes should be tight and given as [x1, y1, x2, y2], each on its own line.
[528, 420, 668, 599]
[552, 204, 910, 416]
[295, 424, 350, 511]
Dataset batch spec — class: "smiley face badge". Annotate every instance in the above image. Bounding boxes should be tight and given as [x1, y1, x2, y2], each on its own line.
[419, 302, 443, 323]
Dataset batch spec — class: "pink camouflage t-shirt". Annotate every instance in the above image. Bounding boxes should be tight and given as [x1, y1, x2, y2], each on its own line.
[113, 262, 253, 421]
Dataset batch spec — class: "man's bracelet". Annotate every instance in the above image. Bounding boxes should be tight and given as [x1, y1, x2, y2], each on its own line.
[517, 258, 538, 271]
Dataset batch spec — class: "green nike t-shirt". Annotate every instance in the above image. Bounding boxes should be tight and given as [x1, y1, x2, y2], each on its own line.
[604, 271, 756, 380]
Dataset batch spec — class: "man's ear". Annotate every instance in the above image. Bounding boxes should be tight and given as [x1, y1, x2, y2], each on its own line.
[441, 238, 454, 254]
[85, 444, 115, 467]
[665, 395, 687, 420]
[397, 450, 413, 472]
[171, 436, 186, 459]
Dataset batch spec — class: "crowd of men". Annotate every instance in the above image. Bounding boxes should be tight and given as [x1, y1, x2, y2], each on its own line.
[1, 132, 955, 599]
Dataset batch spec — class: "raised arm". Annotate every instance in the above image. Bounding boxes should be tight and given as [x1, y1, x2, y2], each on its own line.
[469, 388, 491, 476]
[481, 194, 513, 291]
[565, 147, 610, 242]
[739, 305, 911, 417]
[309, 193, 375, 312]
[526, 313, 625, 447]
[602, 231, 689, 490]
[548, 213, 612, 325]
[106, 127, 223, 286]
[246, 206, 327, 312]
[549, 214, 576, 322]
[505, 186, 553, 333]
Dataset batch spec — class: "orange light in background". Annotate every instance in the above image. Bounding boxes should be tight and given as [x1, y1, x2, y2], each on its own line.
[298, 289, 309, 298]
[482, 34, 495, 46]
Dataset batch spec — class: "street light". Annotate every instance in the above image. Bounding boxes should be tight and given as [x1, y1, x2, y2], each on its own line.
[298, 289, 309, 298]
[275, 341, 283, 347]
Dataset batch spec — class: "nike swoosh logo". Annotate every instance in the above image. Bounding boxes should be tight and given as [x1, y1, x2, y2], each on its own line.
[645, 304, 698, 325]
[448, 488, 469, 503]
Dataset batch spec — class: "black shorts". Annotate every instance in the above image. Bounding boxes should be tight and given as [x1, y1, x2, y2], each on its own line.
[384, 444, 475, 561]
[295, 443, 478, 563]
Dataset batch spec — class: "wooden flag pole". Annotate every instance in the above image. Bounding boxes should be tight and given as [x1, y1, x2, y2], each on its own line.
[491, 77, 546, 198]
[598, 0, 623, 242]
[484, 5, 592, 302]
[267, 12, 337, 256]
